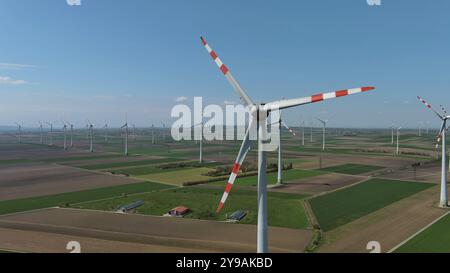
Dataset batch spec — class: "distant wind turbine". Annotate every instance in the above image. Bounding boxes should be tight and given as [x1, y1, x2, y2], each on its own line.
[15, 122, 23, 144]
[121, 114, 129, 156]
[396, 126, 402, 155]
[38, 121, 44, 145]
[45, 121, 53, 146]
[86, 120, 94, 152]
[316, 118, 328, 151]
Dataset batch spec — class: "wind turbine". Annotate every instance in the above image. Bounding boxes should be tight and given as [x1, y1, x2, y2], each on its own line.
[419, 122, 423, 137]
[396, 126, 402, 155]
[45, 121, 53, 146]
[310, 120, 314, 143]
[201, 36, 375, 253]
[86, 120, 94, 152]
[15, 122, 23, 144]
[104, 122, 108, 143]
[316, 118, 328, 151]
[417, 96, 449, 207]
[62, 122, 68, 150]
[121, 114, 129, 156]
[69, 123, 74, 148]
[192, 121, 204, 163]
[38, 121, 43, 145]
[275, 112, 296, 185]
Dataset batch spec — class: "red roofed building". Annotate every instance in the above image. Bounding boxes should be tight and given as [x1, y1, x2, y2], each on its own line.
[168, 206, 190, 217]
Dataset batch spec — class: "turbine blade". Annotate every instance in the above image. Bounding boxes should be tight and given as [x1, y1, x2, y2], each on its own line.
[264, 87, 375, 111]
[216, 120, 253, 213]
[417, 96, 444, 120]
[281, 121, 296, 136]
[200, 36, 255, 106]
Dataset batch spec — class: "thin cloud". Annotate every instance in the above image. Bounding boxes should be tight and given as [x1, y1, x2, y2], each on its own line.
[0, 76, 27, 85]
[0, 63, 37, 70]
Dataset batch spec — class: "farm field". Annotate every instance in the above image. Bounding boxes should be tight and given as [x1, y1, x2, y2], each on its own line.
[394, 213, 450, 253]
[210, 169, 325, 187]
[0, 181, 173, 216]
[0, 208, 312, 253]
[320, 163, 385, 175]
[0, 126, 444, 253]
[73, 187, 310, 229]
[309, 178, 434, 231]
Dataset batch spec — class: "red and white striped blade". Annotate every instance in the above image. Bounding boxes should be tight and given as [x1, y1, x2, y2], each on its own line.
[264, 87, 375, 111]
[200, 37, 255, 106]
[417, 96, 444, 120]
[216, 122, 253, 213]
[281, 121, 296, 136]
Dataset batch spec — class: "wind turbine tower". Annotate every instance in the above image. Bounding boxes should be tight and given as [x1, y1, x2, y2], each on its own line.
[396, 127, 402, 155]
[45, 122, 53, 146]
[121, 114, 129, 156]
[317, 118, 328, 151]
[15, 122, 22, 144]
[63, 122, 67, 150]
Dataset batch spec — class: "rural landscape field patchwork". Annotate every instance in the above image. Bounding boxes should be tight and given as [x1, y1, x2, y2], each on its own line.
[0, 126, 448, 253]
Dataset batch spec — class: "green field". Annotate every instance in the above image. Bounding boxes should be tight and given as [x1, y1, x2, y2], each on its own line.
[320, 164, 385, 175]
[394, 213, 450, 253]
[210, 169, 324, 187]
[0, 182, 173, 215]
[309, 179, 434, 231]
[42, 154, 123, 163]
[137, 167, 217, 186]
[76, 157, 182, 170]
[74, 187, 310, 229]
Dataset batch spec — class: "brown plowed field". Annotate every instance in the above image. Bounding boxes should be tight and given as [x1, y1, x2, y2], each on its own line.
[0, 208, 312, 253]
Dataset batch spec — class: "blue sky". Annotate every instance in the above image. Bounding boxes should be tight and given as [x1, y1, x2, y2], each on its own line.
[0, 0, 449, 129]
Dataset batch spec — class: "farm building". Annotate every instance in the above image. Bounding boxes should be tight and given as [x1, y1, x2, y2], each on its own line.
[167, 206, 190, 217]
[228, 210, 247, 222]
[117, 200, 145, 213]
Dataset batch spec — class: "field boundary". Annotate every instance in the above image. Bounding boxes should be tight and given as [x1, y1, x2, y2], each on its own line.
[388, 210, 450, 253]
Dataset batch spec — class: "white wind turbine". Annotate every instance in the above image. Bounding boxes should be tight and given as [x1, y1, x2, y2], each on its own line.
[192, 121, 204, 163]
[62, 121, 68, 150]
[45, 121, 53, 146]
[201, 36, 375, 253]
[275, 112, 296, 185]
[417, 96, 449, 207]
[15, 122, 23, 144]
[68, 123, 74, 148]
[316, 118, 328, 151]
[121, 114, 129, 156]
[86, 120, 94, 152]
[396, 126, 402, 155]
[310, 120, 314, 143]
[104, 122, 108, 143]
[38, 121, 43, 145]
